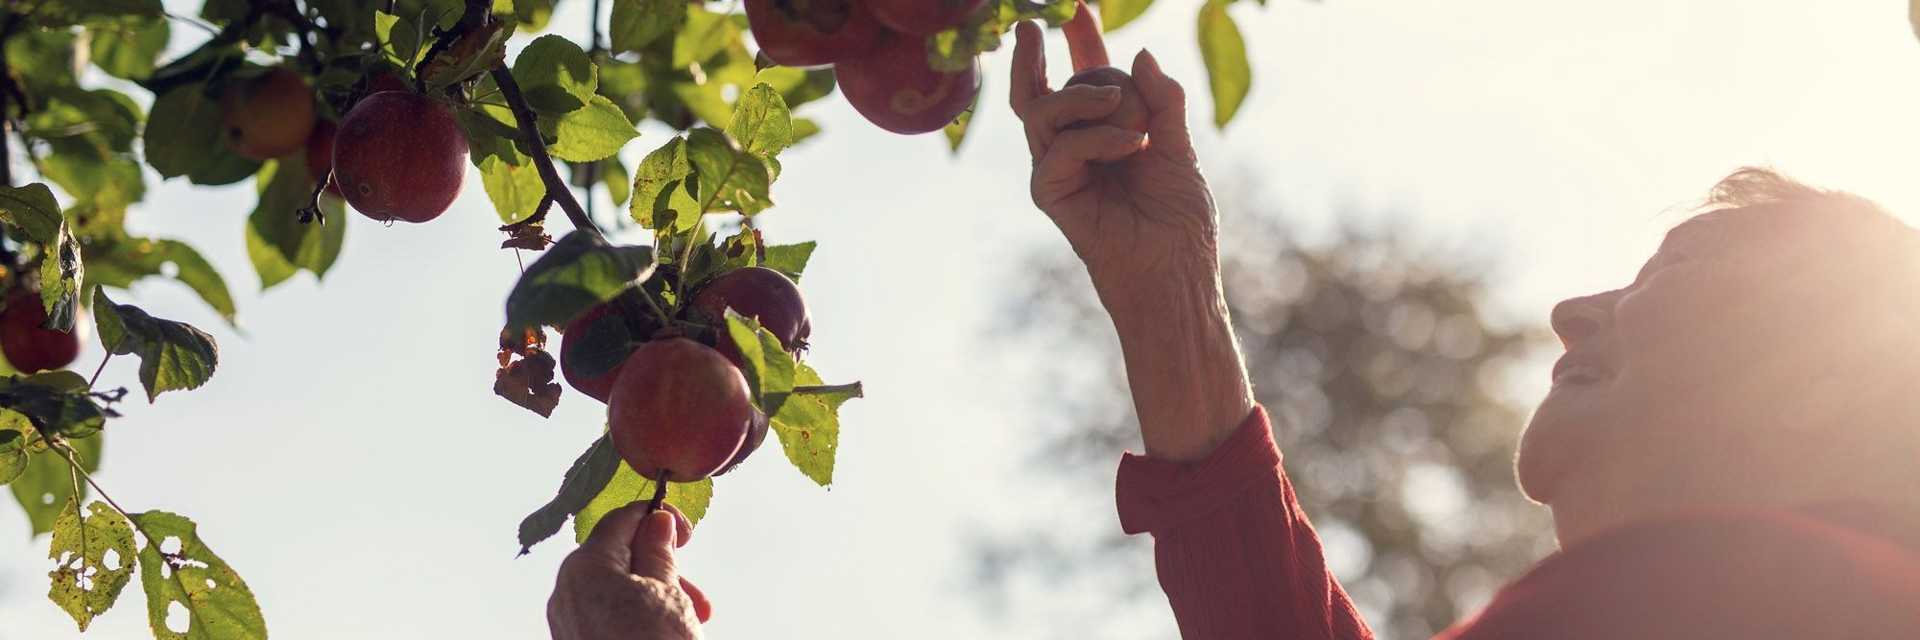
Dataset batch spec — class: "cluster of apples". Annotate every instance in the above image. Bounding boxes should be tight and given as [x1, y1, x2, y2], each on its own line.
[220, 69, 470, 223]
[747, 0, 987, 134]
[0, 288, 80, 373]
[560, 267, 810, 482]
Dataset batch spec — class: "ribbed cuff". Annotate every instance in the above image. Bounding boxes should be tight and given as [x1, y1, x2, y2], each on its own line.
[1116, 406, 1280, 536]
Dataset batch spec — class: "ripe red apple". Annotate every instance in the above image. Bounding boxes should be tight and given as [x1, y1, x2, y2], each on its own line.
[835, 30, 980, 134]
[366, 71, 410, 94]
[560, 301, 662, 403]
[866, 0, 986, 36]
[304, 119, 343, 195]
[1065, 67, 1149, 133]
[222, 68, 317, 161]
[745, 0, 883, 67]
[332, 91, 469, 223]
[691, 267, 810, 368]
[609, 338, 755, 483]
[715, 410, 770, 476]
[0, 290, 79, 373]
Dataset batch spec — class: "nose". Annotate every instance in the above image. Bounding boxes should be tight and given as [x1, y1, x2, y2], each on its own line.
[1549, 292, 1612, 348]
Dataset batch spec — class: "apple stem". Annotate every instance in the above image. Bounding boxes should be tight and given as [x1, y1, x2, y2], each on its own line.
[646, 474, 669, 515]
[296, 178, 328, 225]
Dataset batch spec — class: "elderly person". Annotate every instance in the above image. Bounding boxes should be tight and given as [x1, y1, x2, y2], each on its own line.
[547, 20, 1920, 640]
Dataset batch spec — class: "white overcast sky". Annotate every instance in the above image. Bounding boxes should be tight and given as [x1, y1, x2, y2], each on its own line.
[4, 1, 1919, 638]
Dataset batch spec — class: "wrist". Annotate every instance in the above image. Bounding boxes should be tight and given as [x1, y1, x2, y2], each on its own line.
[1098, 266, 1255, 463]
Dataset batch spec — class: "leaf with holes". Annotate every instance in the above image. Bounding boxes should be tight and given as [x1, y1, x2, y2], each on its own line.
[685, 128, 772, 216]
[47, 500, 137, 631]
[38, 219, 83, 332]
[134, 511, 266, 640]
[725, 84, 792, 159]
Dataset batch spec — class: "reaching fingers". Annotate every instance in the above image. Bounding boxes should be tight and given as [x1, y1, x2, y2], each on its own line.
[580, 501, 653, 563]
[1062, 0, 1110, 72]
[626, 509, 680, 583]
[1021, 84, 1123, 157]
[679, 576, 713, 623]
[1129, 49, 1194, 155]
[656, 503, 693, 549]
[1008, 21, 1050, 118]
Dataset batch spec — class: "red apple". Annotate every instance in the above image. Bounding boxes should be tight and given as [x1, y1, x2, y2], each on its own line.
[332, 91, 469, 223]
[304, 119, 343, 195]
[221, 68, 317, 161]
[866, 0, 986, 36]
[609, 338, 755, 483]
[1059, 0, 1147, 133]
[715, 410, 770, 476]
[560, 301, 661, 403]
[0, 290, 79, 373]
[745, 0, 884, 67]
[691, 267, 810, 368]
[835, 30, 980, 134]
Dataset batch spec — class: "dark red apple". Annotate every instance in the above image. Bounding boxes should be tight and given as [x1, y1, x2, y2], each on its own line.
[608, 338, 755, 483]
[222, 68, 317, 161]
[0, 290, 79, 373]
[304, 119, 343, 195]
[560, 301, 662, 403]
[835, 30, 980, 134]
[866, 0, 986, 36]
[332, 91, 469, 223]
[1060, 0, 1147, 133]
[715, 410, 770, 476]
[745, 0, 883, 67]
[691, 267, 810, 368]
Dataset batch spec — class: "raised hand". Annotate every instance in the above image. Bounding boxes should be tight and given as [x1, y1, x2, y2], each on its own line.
[548, 503, 713, 640]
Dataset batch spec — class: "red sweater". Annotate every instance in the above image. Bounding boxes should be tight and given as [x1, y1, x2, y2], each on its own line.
[1115, 406, 1920, 639]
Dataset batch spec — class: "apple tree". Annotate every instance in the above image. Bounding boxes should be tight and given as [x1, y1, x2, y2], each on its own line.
[0, 0, 1266, 636]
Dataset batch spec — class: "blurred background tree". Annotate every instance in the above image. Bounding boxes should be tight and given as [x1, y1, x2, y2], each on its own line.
[971, 184, 1560, 640]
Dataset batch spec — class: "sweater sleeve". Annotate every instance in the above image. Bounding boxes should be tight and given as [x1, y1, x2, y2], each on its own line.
[1116, 406, 1374, 640]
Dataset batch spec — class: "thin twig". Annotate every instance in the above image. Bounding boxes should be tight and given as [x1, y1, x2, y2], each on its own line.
[86, 351, 113, 388]
[489, 67, 603, 240]
[52, 440, 160, 547]
[793, 382, 864, 397]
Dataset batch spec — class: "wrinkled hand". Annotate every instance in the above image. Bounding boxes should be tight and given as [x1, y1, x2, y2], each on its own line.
[1010, 20, 1219, 306]
[548, 503, 713, 640]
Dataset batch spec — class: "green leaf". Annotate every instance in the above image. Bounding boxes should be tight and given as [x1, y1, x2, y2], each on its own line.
[671, 6, 740, 68]
[378, 10, 422, 66]
[88, 15, 169, 80]
[457, 105, 524, 168]
[770, 362, 853, 486]
[479, 155, 548, 223]
[724, 312, 796, 417]
[9, 432, 99, 536]
[143, 85, 224, 178]
[546, 96, 637, 162]
[572, 467, 712, 543]
[684, 128, 772, 215]
[30, 0, 163, 26]
[601, 157, 632, 207]
[0, 372, 107, 440]
[518, 435, 620, 554]
[84, 238, 237, 325]
[513, 35, 598, 113]
[47, 500, 137, 631]
[185, 150, 261, 187]
[1100, 0, 1152, 31]
[91, 290, 219, 402]
[39, 220, 84, 333]
[725, 83, 792, 159]
[513, 0, 556, 31]
[0, 409, 40, 484]
[1197, 0, 1250, 128]
[504, 231, 656, 332]
[134, 511, 267, 640]
[629, 137, 699, 231]
[0, 183, 64, 243]
[761, 242, 816, 281]
[421, 20, 512, 91]
[943, 87, 980, 154]
[246, 159, 345, 289]
[610, 0, 685, 52]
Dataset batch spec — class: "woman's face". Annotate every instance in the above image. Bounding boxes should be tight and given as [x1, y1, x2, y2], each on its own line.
[1517, 203, 1909, 518]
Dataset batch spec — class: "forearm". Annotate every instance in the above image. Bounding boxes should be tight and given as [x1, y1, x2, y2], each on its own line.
[1099, 260, 1255, 463]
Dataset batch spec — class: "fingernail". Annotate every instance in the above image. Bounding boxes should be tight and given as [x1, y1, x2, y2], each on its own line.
[1099, 86, 1122, 100]
[642, 510, 676, 547]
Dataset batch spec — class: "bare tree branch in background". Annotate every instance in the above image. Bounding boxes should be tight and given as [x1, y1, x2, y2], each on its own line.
[972, 185, 1559, 640]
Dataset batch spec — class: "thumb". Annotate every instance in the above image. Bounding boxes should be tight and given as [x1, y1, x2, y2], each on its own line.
[627, 509, 679, 583]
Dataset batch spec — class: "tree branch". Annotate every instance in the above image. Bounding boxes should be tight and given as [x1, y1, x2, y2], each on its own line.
[489, 66, 603, 240]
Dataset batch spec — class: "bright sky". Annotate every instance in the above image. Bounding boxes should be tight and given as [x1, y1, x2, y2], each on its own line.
[3, 1, 1918, 638]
